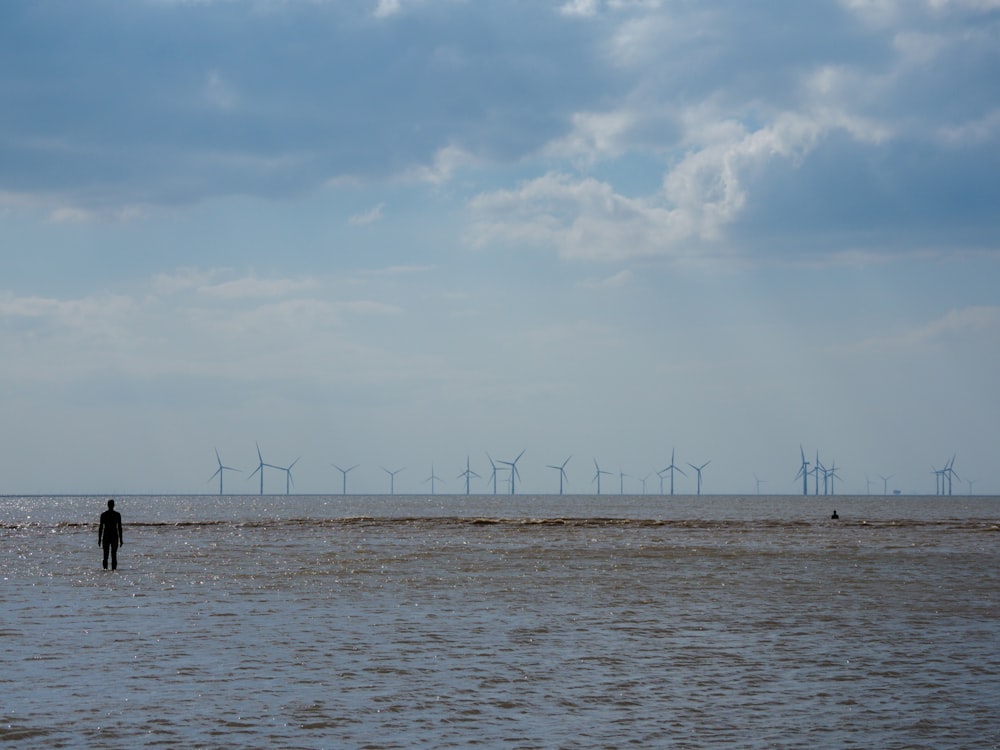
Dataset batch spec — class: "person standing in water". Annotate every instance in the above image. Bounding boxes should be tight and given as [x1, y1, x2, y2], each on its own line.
[98, 499, 123, 570]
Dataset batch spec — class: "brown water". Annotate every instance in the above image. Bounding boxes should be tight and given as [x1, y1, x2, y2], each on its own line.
[2, 494, 998, 748]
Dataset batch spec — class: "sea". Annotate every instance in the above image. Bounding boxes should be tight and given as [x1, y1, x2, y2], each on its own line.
[1, 493, 997, 749]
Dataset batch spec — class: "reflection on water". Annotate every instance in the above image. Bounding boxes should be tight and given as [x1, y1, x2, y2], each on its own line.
[2, 495, 998, 748]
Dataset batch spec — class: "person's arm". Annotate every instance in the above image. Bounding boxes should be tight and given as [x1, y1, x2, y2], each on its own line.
[118, 518, 124, 545]
[98, 519, 104, 546]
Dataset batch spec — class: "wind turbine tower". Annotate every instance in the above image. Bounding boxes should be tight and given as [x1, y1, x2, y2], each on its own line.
[332, 463, 359, 495]
[382, 466, 405, 495]
[945, 455, 959, 496]
[826, 461, 841, 495]
[660, 449, 687, 496]
[794, 446, 811, 496]
[425, 463, 444, 495]
[547, 456, 571, 495]
[592, 459, 611, 495]
[618, 468, 630, 495]
[498, 450, 525, 495]
[878, 474, 894, 496]
[486, 453, 500, 495]
[278, 457, 300, 495]
[248, 443, 269, 496]
[754, 474, 766, 496]
[458, 456, 480, 495]
[209, 448, 239, 496]
[687, 460, 711, 496]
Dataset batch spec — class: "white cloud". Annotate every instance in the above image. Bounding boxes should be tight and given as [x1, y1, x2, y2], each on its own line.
[861, 305, 1000, 351]
[349, 202, 386, 225]
[373, 0, 402, 19]
[938, 108, 1000, 145]
[203, 69, 238, 111]
[543, 110, 636, 164]
[560, 0, 600, 16]
[198, 276, 319, 300]
[150, 268, 222, 297]
[405, 144, 481, 185]
[580, 269, 634, 289]
[471, 103, 892, 262]
[337, 300, 402, 316]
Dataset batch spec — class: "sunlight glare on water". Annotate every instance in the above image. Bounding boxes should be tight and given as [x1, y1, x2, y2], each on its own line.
[2, 494, 998, 748]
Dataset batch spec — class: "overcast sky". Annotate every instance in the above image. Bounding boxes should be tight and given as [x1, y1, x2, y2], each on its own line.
[2, 0, 998, 496]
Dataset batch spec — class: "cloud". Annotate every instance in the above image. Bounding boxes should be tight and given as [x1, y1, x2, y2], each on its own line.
[373, 0, 403, 19]
[349, 202, 386, 225]
[580, 269, 633, 289]
[560, 0, 601, 16]
[860, 305, 1000, 352]
[468, 103, 895, 262]
[0, 0, 996, 267]
[203, 69, 238, 111]
[197, 276, 319, 300]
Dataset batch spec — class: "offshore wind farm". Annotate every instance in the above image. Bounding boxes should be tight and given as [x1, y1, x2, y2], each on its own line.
[193, 444, 976, 498]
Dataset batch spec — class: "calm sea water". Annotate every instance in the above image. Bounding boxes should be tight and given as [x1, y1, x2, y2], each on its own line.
[2, 494, 998, 749]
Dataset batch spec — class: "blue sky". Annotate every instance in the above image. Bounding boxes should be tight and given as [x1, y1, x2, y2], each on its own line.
[2, 0, 998, 496]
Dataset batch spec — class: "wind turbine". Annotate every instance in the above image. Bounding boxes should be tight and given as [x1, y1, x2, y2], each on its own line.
[498, 450, 525, 495]
[248, 443, 269, 496]
[425, 463, 444, 495]
[640, 473, 651, 495]
[618, 468, 629, 495]
[592, 459, 611, 495]
[486, 453, 499, 495]
[659, 449, 686, 496]
[332, 463, 359, 495]
[209, 448, 239, 496]
[878, 474, 894, 496]
[458, 456, 480, 495]
[382, 466, 405, 495]
[277, 457, 300, 495]
[932, 464, 945, 495]
[945, 455, 959, 496]
[813, 451, 824, 495]
[826, 461, 841, 495]
[794, 446, 811, 496]
[687, 460, 711, 496]
[754, 474, 766, 495]
[546, 456, 571, 495]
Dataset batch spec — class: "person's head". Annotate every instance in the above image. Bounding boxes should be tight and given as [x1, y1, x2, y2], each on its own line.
[107, 499, 115, 509]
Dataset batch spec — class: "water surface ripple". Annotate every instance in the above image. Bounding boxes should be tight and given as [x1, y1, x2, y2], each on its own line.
[2, 494, 997, 748]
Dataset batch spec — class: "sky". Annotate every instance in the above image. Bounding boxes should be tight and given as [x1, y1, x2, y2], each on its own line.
[2, 0, 999, 497]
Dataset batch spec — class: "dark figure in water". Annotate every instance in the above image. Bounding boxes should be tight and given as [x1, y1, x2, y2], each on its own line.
[831, 510, 839, 519]
[99, 499, 124, 570]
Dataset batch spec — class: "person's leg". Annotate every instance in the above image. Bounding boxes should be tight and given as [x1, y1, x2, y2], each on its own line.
[103, 541, 110, 569]
[110, 541, 118, 571]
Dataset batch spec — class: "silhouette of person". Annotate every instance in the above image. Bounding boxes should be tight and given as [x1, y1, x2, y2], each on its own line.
[99, 499, 123, 570]
[831, 510, 839, 519]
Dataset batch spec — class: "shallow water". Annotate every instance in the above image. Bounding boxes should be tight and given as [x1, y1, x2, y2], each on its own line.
[2, 494, 998, 748]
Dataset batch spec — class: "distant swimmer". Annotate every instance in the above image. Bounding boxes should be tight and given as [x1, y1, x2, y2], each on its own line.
[831, 510, 839, 520]
[98, 499, 124, 570]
